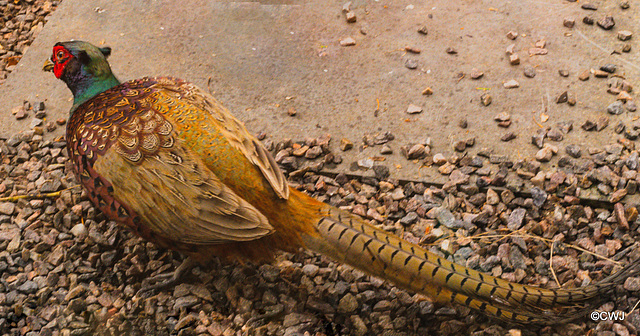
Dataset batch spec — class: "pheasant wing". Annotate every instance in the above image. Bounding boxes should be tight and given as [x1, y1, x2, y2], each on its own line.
[92, 139, 274, 244]
[153, 78, 290, 200]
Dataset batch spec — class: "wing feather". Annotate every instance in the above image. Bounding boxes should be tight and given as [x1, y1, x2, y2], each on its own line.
[93, 140, 274, 245]
[152, 78, 289, 199]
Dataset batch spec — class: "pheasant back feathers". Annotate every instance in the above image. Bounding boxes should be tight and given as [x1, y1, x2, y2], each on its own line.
[66, 77, 287, 248]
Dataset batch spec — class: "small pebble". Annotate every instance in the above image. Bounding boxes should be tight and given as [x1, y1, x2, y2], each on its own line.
[535, 147, 554, 162]
[494, 112, 510, 122]
[556, 91, 568, 104]
[339, 37, 356, 46]
[507, 208, 526, 230]
[529, 47, 547, 55]
[580, 120, 594, 130]
[509, 54, 520, 65]
[340, 138, 353, 151]
[70, 223, 88, 237]
[380, 144, 393, 154]
[470, 68, 484, 79]
[593, 69, 609, 78]
[600, 64, 616, 73]
[405, 59, 418, 69]
[15, 108, 26, 120]
[597, 15, 615, 30]
[596, 116, 609, 131]
[523, 66, 536, 78]
[626, 101, 637, 112]
[405, 46, 421, 54]
[578, 70, 590, 81]
[422, 87, 433, 95]
[501, 132, 516, 142]
[618, 91, 633, 102]
[503, 79, 519, 89]
[345, 11, 356, 23]
[583, 16, 594, 25]
[608, 101, 625, 115]
[563, 17, 575, 28]
[406, 104, 423, 114]
[406, 144, 427, 159]
[454, 140, 467, 152]
[624, 277, 640, 291]
[481, 93, 492, 106]
[506, 31, 518, 40]
[506, 44, 516, 55]
[566, 144, 581, 158]
[458, 118, 468, 128]
[618, 30, 633, 41]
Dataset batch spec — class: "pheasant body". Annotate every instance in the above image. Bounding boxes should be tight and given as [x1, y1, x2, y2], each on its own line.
[47, 40, 640, 325]
[67, 76, 305, 259]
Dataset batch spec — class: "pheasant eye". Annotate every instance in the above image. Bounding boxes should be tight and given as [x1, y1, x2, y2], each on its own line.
[56, 50, 65, 60]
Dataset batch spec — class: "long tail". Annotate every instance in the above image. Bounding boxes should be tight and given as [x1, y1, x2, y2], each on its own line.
[299, 203, 640, 325]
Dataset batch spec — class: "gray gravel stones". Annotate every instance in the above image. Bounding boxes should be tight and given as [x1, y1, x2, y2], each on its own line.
[507, 208, 527, 230]
[337, 293, 358, 313]
[404, 58, 418, 69]
[0, 202, 15, 215]
[624, 277, 640, 291]
[1, 1, 58, 82]
[608, 101, 625, 115]
[566, 144, 582, 158]
[600, 64, 617, 73]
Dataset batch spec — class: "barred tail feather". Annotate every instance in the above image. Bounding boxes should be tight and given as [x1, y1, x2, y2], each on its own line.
[301, 205, 639, 324]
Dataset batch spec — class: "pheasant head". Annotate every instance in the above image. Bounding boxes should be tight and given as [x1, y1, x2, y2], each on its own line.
[44, 40, 121, 111]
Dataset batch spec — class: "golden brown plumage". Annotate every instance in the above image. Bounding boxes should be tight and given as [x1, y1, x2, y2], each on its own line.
[45, 40, 640, 325]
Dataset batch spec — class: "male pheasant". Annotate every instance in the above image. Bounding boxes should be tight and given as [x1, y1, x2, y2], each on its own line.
[44, 40, 638, 325]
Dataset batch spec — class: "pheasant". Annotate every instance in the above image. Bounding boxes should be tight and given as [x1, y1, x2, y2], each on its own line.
[44, 40, 638, 325]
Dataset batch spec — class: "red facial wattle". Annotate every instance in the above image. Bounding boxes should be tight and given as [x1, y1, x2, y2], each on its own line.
[52, 45, 72, 79]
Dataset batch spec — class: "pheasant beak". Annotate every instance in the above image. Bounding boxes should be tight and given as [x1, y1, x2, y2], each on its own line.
[43, 59, 54, 72]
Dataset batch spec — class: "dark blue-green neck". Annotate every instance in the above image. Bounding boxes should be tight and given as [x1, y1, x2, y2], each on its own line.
[67, 71, 120, 112]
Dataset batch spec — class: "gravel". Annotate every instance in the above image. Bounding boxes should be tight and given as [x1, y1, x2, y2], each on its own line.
[4, 119, 640, 335]
[0, 0, 60, 83]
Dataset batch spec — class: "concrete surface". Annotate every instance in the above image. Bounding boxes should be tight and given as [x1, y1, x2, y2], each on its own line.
[1, 0, 640, 185]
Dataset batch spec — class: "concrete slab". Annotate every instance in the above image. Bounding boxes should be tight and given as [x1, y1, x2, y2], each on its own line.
[1, 0, 640, 183]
